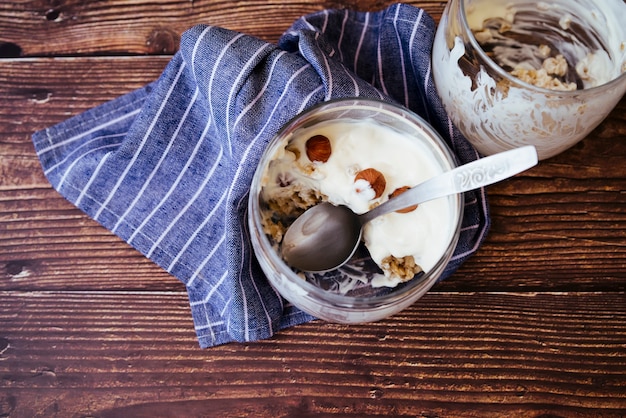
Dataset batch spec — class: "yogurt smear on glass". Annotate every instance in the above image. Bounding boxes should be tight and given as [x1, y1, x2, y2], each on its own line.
[432, 0, 626, 160]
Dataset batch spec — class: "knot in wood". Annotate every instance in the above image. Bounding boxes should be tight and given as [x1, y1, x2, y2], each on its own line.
[146, 28, 179, 54]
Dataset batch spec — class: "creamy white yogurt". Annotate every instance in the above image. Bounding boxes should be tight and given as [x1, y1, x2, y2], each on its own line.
[261, 118, 455, 287]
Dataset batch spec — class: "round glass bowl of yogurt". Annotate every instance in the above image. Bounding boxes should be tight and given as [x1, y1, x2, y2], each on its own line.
[248, 98, 463, 323]
[432, 0, 626, 160]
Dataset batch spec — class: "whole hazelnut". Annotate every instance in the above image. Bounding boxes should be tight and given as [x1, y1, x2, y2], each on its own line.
[305, 135, 332, 163]
[389, 186, 418, 213]
[354, 168, 386, 199]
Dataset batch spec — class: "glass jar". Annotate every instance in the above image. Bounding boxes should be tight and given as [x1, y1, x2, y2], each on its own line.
[432, 0, 626, 160]
[248, 99, 463, 323]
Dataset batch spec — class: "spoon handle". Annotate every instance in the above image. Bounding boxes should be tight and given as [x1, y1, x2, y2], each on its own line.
[359, 145, 538, 225]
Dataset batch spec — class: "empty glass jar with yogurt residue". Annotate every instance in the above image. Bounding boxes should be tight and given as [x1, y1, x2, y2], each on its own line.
[432, 0, 626, 160]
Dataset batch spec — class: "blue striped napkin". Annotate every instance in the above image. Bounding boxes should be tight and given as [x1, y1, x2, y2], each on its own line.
[32, 4, 489, 347]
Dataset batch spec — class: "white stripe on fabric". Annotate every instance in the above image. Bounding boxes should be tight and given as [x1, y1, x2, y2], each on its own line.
[464, 194, 478, 206]
[297, 85, 324, 114]
[320, 9, 329, 33]
[207, 33, 246, 156]
[56, 143, 119, 190]
[324, 11, 359, 98]
[220, 298, 231, 317]
[318, 46, 334, 100]
[127, 92, 210, 243]
[187, 233, 226, 287]
[446, 117, 453, 142]
[461, 224, 480, 232]
[191, 26, 213, 82]
[353, 12, 369, 76]
[228, 64, 312, 206]
[134, 27, 223, 257]
[93, 62, 187, 221]
[423, 63, 432, 120]
[232, 51, 289, 132]
[190, 266, 228, 306]
[197, 316, 216, 344]
[225, 43, 273, 150]
[376, 26, 389, 96]
[148, 120, 218, 258]
[75, 151, 113, 206]
[195, 319, 225, 330]
[114, 89, 200, 234]
[195, 315, 224, 345]
[239, 274, 250, 341]
[44, 132, 126, 176]
[38, 108, 141, 156]
[337, 10, 349, 63]
[166, 187, 228, 274]
[308, 32, 334, 100]
[407, 8, 430, 118]
[392, 6, 410, 108]
[238, 193, 274, 337]
[344, 65, 359, 96]
[227, 63, 312, 340]
[300, 17, 316, 31]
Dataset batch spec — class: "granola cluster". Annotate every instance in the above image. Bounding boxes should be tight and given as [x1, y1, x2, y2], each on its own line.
[381, 255, 423, 283]
[511, 51, 577, 91]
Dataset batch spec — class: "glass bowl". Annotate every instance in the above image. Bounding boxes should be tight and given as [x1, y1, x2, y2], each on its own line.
[247, 98, 463, 323]
[432, 0, 626, 160]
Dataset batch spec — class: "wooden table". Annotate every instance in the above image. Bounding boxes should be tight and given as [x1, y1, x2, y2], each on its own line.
[1, 1, 625, 416]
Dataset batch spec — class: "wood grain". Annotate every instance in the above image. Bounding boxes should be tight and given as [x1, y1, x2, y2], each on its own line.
[2, 291, 625, 417]
[0, 0, 447, 57]
[1, 0, 626, 416]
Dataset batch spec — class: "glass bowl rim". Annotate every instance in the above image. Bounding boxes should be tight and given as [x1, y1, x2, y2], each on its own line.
[247, 97, 465, 310]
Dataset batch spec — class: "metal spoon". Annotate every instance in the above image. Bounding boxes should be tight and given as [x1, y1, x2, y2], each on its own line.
[281, 145, 538, 272]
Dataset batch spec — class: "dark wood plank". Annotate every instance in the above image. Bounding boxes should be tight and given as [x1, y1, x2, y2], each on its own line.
[447, 109, 626, 291]
[1, 291, 625, 417]
[0, 0, 448, 57]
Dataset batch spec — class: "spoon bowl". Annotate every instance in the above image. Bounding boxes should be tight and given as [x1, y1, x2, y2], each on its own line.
[281, 203, 361, 272]
[282, 145, 538, 272]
